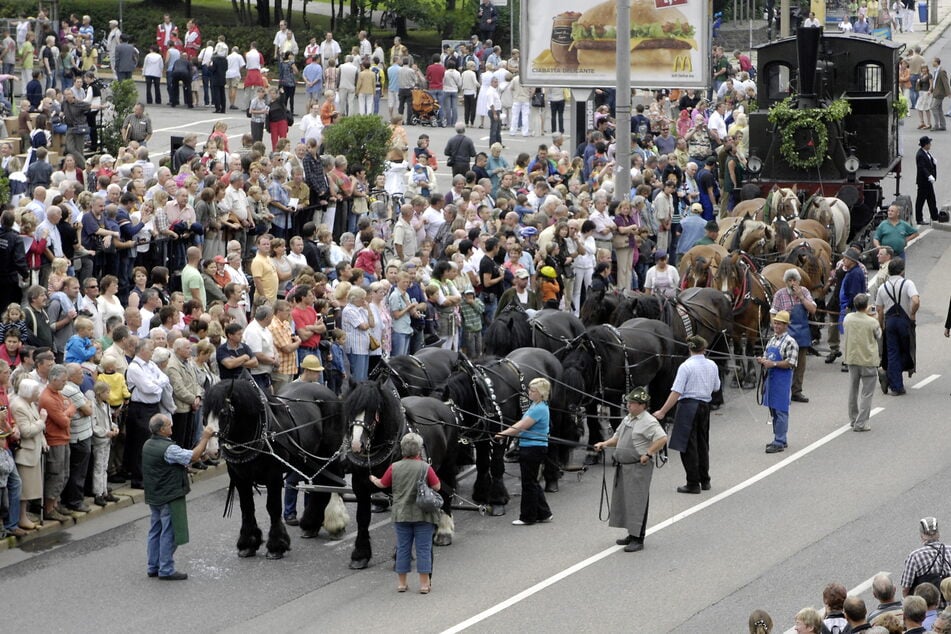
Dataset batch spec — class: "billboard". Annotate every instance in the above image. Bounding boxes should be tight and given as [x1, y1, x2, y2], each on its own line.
[520, 0, 709, 88]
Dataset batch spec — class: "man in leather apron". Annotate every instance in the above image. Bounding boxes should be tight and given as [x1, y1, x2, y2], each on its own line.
[758, 311, 799, 454]
[593, 387, 667, 553]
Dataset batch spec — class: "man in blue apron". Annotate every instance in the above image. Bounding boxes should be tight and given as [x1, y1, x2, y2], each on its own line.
[758, 311, 799, 454]
[770, 268, 817, 402]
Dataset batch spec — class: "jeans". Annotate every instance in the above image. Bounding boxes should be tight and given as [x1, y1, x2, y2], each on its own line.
[349, 353, 369, 382]
[441, 92, 456, 125]
[145, 76, 162, 104]
[201, 66, 212, 105]
[391, 331, 411, 358]
[399, 88, 414, 124]
[2, 451, 21, 530]
[394, 521, 434, 574]
[429, 89, 444, 123]
[283, 471, 312, 519]
[147, 503, 177, 577]
[518, 445, 551, 523]
[770, 408, 789, 446]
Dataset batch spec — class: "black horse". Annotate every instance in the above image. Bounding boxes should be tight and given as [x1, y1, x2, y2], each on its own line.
[344, 375, 458, 569]
[484, 302, 533, 356]
[612, 288, 733, 406]
[386, 348, 459, 397]
[579, 287, 622, 326]
[204, 379, 348, 560]
[561, 319, 683, 452]
[531, 309, 586, 359]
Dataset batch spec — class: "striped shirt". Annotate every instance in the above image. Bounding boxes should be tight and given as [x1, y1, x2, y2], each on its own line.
[771, 286, 814, 313]
[764, 332, 799, 367]
[671, 353, 720, 402]
[341, 304, 370, 355]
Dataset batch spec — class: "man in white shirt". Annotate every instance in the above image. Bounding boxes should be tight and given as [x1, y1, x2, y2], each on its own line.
[707, 101, 728, 147]
[272, 20, 288, 60]
[125, 339, 171, 488]
[319, 32, 341, 66]
[225, 46, 245, 110]
[337, 55, 359, 117]
[25, 186, 48, 225]
[197, 42, 215, 107]
[421, 196, 446, 241]
[138, 289, 162, 338]
[357, 31, 372, 58]
[243, 304, 277, 393]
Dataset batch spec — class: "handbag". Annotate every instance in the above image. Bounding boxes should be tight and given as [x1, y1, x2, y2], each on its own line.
[531, 88, 545, 108]
[368, 335, 380, 351]
[415, 461, 442, 513]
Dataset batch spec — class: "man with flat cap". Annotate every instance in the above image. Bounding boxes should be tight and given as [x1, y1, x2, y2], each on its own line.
[652, 335, 720, 494]
[758, 311, 799, 454]
[594, 386, 667, 552]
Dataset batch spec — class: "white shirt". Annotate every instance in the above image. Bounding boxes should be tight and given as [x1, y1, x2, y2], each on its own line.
[338, 61, 359, 91]
[299, 113, 324, 142]
[273, 29, 288, 51]
[708, 110, 728, 140]
[243, 319, 275, 376]
[421, 206, 445, 241]
[127, 356, 169, 404]
[359, 38, 372, 57]
[198, 45, 215, 67]
[226, 52, 245, 79]
[320, 39, 341, 63]
[36, 219, 62, 257]
[245, 48, 262, 70]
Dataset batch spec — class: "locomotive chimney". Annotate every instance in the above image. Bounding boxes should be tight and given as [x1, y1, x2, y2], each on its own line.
[796, 26, 822, 107]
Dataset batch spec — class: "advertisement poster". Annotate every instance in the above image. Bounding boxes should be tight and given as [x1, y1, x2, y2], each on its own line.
[520, 0, 709, 88]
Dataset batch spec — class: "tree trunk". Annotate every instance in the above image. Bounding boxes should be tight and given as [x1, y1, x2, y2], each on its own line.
[395, 16, 408, 39]
[302, 0, 310, 27]
[286, 0, 293, 27]
[257, 0, 271, 27]
[186, 0, 193, 19]
[232, 0, 242, 25]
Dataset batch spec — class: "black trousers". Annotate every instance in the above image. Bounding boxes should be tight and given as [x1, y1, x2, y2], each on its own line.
[170, 71, 192, 107]
[518, 445, 552, 523]
[916, 182, 937, 222]
[398, 88, 413, 123]
[172, 411, 194, 449]
[679, 402, 711, 487]
[146, 76, 162, 104]
[211, 84, 226, 112]
[124, 401, 159, 485]
[463, 94, 476, 125]
[489, 111, 502, 145]
[282, 85, 296, 115]
[61, 437, 91, 508]
[550, 100, 565, 133]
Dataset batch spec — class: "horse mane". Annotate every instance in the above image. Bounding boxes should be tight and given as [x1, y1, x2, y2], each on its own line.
[205, 379, 264, 428]
[485, 305, 531, 355]
[716, 251, 740, 285]
[345, 379, 403, 441]
[730, 216, 748, 251]
[440, 370, 477, 412]
[580, 288, 620, 326]
[773, 219, 795, 245]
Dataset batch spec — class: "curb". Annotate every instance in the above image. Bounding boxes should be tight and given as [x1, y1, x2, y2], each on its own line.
[0, 463, 227, 554]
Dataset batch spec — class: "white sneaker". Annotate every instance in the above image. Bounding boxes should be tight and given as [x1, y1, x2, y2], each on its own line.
[511, 519, 531, 526]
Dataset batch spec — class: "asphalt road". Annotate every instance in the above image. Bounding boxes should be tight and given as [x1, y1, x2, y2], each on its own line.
[5, 50, 951, 634]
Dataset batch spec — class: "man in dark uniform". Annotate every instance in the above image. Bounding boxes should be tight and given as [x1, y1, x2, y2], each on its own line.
[0, 209, 28, 311]
[652, 335, 720, 493]
[915, 135, 938, 225]
[143, 413, 216, 580]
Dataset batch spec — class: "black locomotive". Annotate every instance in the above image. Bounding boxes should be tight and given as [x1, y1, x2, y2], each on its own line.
[746, 27, 905, 225]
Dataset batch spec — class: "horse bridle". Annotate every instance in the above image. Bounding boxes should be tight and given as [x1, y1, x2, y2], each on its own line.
[218, 379, 268, 464]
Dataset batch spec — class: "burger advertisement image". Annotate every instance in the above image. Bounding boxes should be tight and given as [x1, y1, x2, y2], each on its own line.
[522, 0, 708, 88]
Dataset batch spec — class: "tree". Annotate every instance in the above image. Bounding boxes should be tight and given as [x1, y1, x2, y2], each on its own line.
[322, 116, 392, 181]
[99, 80, 139, 157]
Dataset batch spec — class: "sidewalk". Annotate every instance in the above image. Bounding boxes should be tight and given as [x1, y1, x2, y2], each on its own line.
[0, 463, 227, 554]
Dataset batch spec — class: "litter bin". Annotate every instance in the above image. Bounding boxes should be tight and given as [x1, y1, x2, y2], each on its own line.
[918, 1, 928, 24]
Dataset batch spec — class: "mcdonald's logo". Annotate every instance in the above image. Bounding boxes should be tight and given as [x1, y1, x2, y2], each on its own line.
[673, 55, 693, 73]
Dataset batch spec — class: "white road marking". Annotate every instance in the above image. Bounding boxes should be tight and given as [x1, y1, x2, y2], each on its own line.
[148, 133, 245, 160]
[151, 117, 242, 133]
[907, 228, 931, 247]
[442, 409, 884, 634]
[783, 571, 890, 633]
[911, 374, 940, 389]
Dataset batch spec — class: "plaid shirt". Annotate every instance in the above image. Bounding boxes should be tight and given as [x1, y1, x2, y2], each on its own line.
[771, 286, 814, 313]
[900, 542, 951, 590]
[765, 332, 799, 367]
[460, 296, 484, 333]
[268, 316, 299, 376]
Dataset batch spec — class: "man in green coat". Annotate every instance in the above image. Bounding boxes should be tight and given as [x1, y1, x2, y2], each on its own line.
[143, 413, 215, 580]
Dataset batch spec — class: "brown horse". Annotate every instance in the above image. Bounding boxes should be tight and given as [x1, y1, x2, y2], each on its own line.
[730, 188, 800, 221]
[788, 218, 831, 243]
[801, 195, 850, 254]
[678, 244, 729, 288]
[717, 214, 776, 259]
[713, 251, 772, 387]
[761, 263, 813, 299]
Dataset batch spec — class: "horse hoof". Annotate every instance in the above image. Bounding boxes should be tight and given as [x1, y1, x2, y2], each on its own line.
[434, 534, 452, 547]
[327, 531, 345, 541]
[300, 529, 318, 539]
[266, 551, 284, 560]
[349, 558, 370, 570]
[238, 549, 256, 558]
[488, 505, 506, 517]
[544, 482, 559, 493]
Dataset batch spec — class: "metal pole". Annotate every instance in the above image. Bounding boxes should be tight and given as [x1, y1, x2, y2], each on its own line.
[781, 0, 791, 37]
[615, 0, 632, 201]
[510, 0, 515, 58]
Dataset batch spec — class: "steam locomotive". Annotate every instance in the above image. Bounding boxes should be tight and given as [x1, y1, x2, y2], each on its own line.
[745, 28, 905, 226]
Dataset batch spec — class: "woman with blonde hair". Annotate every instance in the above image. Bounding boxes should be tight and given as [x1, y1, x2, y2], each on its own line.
[793, 607, 823, 634]
[496, 377, 552, 526]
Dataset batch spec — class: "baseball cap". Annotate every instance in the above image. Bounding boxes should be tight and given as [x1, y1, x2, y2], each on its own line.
[515, 269, 530, 279]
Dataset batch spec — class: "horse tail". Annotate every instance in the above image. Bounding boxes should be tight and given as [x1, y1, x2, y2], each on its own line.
[223, 479, 237, 518]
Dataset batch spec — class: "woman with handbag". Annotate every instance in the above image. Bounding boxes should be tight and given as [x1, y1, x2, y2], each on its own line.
[370, 432, 441, 594]
[496, 377, 553, 526]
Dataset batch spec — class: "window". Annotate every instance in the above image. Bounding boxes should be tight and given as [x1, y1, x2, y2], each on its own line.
[765, 63, 793, 103]
[856, 62, 884, 93]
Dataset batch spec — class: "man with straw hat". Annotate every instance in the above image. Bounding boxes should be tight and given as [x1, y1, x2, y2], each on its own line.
[758, 311, 799, 454]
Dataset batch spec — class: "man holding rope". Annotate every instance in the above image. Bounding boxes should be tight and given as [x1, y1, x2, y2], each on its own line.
[758, 311, 798, 454]
[652, 335, 720, 494]
[594, 387, 667, 553]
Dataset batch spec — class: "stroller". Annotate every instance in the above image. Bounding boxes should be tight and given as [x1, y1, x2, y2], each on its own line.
[411, 89, 441, 127]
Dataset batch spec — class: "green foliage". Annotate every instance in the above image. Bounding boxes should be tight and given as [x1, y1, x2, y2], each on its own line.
[321, 115, 392, 181]
[100, 79, 139, 156]
[894, 95, 910, 119]
[0, 173, 9, 206]
[767, 96, 851, 170]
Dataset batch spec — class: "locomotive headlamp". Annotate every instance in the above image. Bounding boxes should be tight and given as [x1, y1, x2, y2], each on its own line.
[747, 155, 763, 175]
[844, 155, 860, 174]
